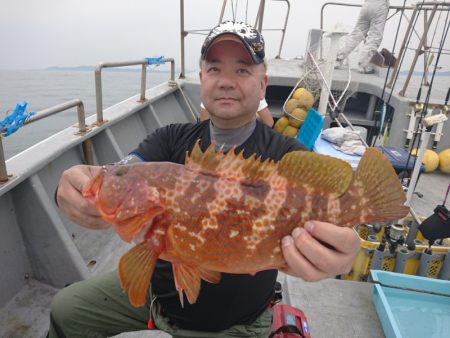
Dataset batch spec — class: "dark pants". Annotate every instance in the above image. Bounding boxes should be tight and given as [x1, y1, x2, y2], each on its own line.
[49, 271, 273, 338]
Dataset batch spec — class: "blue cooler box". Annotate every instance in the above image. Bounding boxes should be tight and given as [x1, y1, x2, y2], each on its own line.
[376, 146, 425, 176]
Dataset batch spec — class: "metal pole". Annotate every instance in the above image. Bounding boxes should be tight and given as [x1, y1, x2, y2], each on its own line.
[317, 32, 345, 117]
[275, 0, 290, 58]
[180, 0, 186, 79]
[26, 99, 86, 128]
[219, 0, 227, 23]
[163, 58, 176, 86]
[76, 102, 87, 133]
[255, 0, 266, 31]
[388, 7, 419, 88]
[95, 65, 104, 124]
[399, 5, 437, 96]
[423, 10, 429, 86]
[405, 128, 431, 205]
[140, 64, 147, 102]
[0, 137, 8, 182]
[82, 139, 94, 165]
[405, 207, 423, 248]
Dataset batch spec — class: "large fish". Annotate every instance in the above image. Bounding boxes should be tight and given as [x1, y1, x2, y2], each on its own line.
[83, 142, 408, 307]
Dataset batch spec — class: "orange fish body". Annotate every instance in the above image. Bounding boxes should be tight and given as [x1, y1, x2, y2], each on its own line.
[83, 142, 408, 307]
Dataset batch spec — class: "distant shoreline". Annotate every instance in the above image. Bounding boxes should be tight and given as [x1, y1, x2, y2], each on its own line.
[45, 66, 175, 73]
[44, 67, 450, 77]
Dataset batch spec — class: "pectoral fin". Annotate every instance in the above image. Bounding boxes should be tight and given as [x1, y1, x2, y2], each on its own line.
[172, 263, 221, 307]
[118, 241, 158, 307]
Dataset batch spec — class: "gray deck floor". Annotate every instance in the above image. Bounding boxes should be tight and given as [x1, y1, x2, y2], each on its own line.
[112, 274, 385, 338]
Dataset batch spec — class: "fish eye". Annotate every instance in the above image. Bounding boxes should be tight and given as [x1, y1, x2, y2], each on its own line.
[114, 166, 128, 176]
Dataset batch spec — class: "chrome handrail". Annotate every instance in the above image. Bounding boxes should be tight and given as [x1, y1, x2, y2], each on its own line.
[94, 58, 176, 124]
[0, 99, 87, 183]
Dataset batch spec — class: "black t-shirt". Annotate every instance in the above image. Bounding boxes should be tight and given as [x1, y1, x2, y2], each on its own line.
[132, 120, 305, 331]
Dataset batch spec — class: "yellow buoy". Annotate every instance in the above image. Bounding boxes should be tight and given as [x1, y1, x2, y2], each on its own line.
[411, 149, 439, 172]
[438, 148, 450, 173]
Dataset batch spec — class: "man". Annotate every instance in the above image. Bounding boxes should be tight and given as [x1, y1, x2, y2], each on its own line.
[336, 0, 390, 74]
[50, 21, 360, 338]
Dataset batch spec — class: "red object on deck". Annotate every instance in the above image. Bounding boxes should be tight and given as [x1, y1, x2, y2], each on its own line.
[270, 303, 311, 338]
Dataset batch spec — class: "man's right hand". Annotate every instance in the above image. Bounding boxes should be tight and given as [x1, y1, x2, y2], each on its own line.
[56, 165, 110, 229]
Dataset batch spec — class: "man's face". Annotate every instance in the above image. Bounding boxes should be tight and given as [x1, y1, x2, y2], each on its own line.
[199, 39, 268, 129]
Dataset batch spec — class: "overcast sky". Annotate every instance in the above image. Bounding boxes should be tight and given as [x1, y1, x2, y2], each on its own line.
[0, 0, 448, 72]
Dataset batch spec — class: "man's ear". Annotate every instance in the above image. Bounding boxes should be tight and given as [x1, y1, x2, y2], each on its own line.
[199, 71, 203, 81]
[260, 74, 268, 99]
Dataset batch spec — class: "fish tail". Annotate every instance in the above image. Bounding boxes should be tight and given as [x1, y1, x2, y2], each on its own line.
[118, 242, 158, 307]
[339, 148, 409, 227]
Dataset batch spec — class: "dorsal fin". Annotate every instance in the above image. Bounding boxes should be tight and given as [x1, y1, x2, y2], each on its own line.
[278, 151, 353, 196]
[185, 140, 278, 182]
[186, 141, 353, 195]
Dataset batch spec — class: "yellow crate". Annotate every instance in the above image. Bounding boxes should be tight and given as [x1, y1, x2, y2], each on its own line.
[342, 224, 449, 281]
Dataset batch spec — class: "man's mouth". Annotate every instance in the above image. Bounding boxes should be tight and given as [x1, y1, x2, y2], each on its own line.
[216, 97, 238, 103]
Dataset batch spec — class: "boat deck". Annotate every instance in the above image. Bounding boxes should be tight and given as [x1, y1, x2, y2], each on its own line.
[1, 62, 448, 338]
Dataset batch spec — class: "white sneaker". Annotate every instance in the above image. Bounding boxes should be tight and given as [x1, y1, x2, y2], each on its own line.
[358, 65, 374, 74]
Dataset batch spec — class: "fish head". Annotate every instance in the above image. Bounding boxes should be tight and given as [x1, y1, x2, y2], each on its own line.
[83, 164, 165, 242]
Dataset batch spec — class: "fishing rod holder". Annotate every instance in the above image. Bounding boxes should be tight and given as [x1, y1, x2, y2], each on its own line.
[94, 58, 176, 125]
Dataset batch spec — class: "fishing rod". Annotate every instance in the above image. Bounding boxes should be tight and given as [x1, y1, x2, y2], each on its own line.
[400, 7, 450, 193]
[371, 0, 409, 146]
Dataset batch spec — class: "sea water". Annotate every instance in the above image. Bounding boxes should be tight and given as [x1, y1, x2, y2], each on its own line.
[0, 69, 172, 159]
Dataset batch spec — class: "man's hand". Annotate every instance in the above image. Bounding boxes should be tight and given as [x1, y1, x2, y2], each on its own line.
[281, 221, 360, 281]
[56, 165, 110, 230]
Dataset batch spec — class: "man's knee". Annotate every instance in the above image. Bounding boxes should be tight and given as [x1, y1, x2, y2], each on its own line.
[50, 283, 81, 328]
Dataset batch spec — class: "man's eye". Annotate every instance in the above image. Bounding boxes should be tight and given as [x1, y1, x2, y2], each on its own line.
[237, 68, 250, 75]
[208, 67, 219, 73]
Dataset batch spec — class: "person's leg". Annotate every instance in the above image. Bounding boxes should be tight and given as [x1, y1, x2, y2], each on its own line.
[359, 0, 389, 68]
[152, 302, 273, 338]
[337, 4, 371, 60]
[49, 270, 149, 338]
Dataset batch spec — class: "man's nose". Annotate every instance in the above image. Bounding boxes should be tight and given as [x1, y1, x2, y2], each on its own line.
[217, 71, 236, 89]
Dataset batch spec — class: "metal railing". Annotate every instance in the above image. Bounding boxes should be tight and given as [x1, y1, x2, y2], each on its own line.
[0, 99, 88, 183]
[179, 0, 291, 77]
[95, 58, 176, 124]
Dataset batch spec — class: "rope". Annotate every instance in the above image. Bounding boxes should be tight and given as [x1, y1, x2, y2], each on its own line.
[0, 101, 36, 137]
[145, 56, 165, 66]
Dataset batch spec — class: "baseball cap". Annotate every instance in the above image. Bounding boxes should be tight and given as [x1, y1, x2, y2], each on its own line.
[201, 21, 265, 64]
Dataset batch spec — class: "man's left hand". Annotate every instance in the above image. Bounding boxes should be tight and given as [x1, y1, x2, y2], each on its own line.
[281, 220, 360, 281]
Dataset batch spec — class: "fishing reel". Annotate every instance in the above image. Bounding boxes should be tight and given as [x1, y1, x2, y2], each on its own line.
[378, 223, 406, 254]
